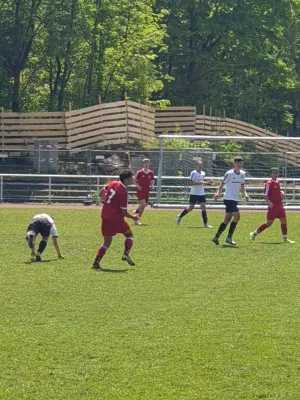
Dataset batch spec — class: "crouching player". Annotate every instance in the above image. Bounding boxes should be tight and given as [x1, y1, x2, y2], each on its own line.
[250, 167, 295, 243]
[92, 170, 139, 270]
[25, 213, 64, 261]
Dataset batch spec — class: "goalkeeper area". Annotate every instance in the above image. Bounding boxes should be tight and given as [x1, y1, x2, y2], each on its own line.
[154, 134, 300, 210]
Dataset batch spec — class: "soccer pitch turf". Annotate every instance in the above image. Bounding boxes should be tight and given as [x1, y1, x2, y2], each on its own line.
[1, 208, 300, 400]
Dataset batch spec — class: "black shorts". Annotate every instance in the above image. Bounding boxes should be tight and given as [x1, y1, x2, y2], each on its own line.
[189, 195, 206, 205]
[26, 218, 51, 238]
[224, 200, 239, 213]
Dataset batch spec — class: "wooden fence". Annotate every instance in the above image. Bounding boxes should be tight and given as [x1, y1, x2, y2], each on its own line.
[1, 101, 299, 159]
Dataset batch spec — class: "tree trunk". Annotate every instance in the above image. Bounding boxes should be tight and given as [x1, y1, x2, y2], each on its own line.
[12, 71, 21, 112]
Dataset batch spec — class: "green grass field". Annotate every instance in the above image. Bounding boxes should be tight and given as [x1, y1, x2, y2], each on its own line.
[1, 208, 300, 400]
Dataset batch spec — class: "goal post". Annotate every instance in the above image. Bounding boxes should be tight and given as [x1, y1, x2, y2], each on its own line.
[155, 134, 300, 208]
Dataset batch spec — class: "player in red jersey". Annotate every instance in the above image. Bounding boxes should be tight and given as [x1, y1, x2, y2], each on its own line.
[92, 170, 140, 270]
[134, 158, 155, 226]
[250, 168, 294, 243]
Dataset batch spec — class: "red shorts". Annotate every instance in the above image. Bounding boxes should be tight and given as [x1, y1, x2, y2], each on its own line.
[267, 206, 286, 221]
[101, 218, 130, 237]
[137, 191, 149, 203]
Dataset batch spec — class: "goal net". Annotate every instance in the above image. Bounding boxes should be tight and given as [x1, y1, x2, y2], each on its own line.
[155, 135, 300, 209]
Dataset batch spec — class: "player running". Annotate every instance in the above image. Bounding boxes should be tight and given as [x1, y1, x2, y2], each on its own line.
[176, 160, 214, 227]
[250, 167, 295, 243]
[133, 158, 155, 226]
[92, 169, 139, 270]
[212, 156, 249, 246]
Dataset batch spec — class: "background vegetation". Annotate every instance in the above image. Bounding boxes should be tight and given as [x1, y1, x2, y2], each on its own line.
[1, 0, 300, 135]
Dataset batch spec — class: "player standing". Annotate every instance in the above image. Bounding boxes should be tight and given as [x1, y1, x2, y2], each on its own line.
[134, 158, 155, 226]
[92, 170, 139, 270]
[212, 156, 249, 246]
[25, 213, 64, 261]
[176, 160, 213, 227]
[250, 168, 294, 243]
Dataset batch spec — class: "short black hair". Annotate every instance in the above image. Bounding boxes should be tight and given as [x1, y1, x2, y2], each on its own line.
[119, 169, 133, 182]
[234, 156, 243, 162]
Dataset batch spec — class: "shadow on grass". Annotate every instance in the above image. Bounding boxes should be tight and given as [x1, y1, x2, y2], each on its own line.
[260, 242, 283, 245]
[221, 245, 239, 249]
[24, 260, 52, 265]
[92, 267, 130, 273]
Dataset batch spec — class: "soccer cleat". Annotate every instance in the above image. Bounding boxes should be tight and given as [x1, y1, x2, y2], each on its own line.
[35, 255, 42, 262]
[122, 254, 135, 266]
[176, 215, 181, 226]
[204, 224, 213, 228]
[92, 263, 102, 270]
[283, 238, 295, 244]
[226, 237, 236, 246]
[134, 220, 142, 226]
[212, 236, 219, 245]
[249, 232, 256, 242]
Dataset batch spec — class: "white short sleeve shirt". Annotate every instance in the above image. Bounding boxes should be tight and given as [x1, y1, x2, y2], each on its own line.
[222, 169, 245, 201]
[189, 170, 206, 196]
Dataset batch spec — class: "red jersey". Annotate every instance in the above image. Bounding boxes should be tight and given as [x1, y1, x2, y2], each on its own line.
[264, 179, 282, 205]
[135, 169, 154, 193]
[101, 180, 128, 220]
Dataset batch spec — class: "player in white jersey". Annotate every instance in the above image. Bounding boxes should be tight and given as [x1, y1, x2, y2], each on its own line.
[212, 156, 249, 246]
[25, 213, 64, 261]
[176, 160, 214, 227]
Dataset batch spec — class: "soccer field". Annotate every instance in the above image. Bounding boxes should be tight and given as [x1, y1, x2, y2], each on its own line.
[1, 208, 300, 400]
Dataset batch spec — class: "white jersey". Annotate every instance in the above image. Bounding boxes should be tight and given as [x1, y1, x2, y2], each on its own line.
[189, 170, 205, 196]
[33, 213, 58, 237]
[222, 169, 245, 201]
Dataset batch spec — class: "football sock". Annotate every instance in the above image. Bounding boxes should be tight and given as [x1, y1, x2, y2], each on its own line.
[215, 222, 227, 238]
[135, 209, 140, 215]
[228, 221, 237, 237]
[124, 237, 133, 256]
[37, 240, 47, 255]
[180, 209, 189, 218]
[281, 224, 287, 236]
[94, 245, 107, 263]
[257, 223, 268, 233]
[202, 211, 208, 225]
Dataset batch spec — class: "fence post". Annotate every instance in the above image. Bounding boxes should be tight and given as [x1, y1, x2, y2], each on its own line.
[293, 180, 295, 203]
[139, 99, 143, 142]
[49, 176, 52, 203]
[0, 175, 3, 203]
[202, 104, 206, 135]
[156, 136, 164, 203]
[284, 153, 288, 206]
[38, 144, 41, 173]
[96, 177, 100, 205]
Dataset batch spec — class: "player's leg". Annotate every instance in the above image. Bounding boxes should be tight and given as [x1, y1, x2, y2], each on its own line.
[35, 236, 49, 261]
[212, 210, 232, 245]
[25, 229, 36, 259]
[93, 236, 112, 269]
[122, 228, 135, 266]
[177, 196, 195, 225]
[250, 217, 273, 241]
[225, 211, 240, 245]
[135, 199, 148, 225]
[279, 209, 294, 242]
[200, 200, 212, 228]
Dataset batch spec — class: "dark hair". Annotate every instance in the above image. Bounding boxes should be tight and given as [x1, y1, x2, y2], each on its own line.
[234, 156, 243, 162]
[270, 167, 279, 173]
[119, 169, 134, 182]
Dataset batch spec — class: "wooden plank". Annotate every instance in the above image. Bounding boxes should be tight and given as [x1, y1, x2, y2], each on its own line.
[156, 107, 196, 112]
[66, 115, 103, 130]
[2, 124, 65, 131]
[102, 119, 127, 128]
[156, 120, 196, 127]
[126, 100, 155, 113]
[1, 118, 65, 124]
[65, 104, 102, 117]
[101, 127, 128, 135]
[67, 122, 102, 137]
[1, 111, 64, 118]
[65, 109, 103, 124]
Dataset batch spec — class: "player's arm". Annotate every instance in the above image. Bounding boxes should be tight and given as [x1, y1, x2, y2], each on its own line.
[264, 183, 273, 208]
[240, 184, 249, 201]
[213, 182, 224, 200]
[121, 208, 139, 221]
[50, 225, 64, 259]
[188, 179, 203, 187]
[100, 187, 107, 202]
[134, 172, 142, 191]
[203, 179, 214, 185]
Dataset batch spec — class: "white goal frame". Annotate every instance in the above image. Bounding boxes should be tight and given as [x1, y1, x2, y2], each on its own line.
[156, 134, 300, 207]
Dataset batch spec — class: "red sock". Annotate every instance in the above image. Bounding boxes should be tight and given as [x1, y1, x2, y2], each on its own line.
[281, 224, 287, 235]
[94, 245, 107, 263]
[135, 209, 140, 215]
[124, 237, 133, 256]
[257, 223, 268, 233]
